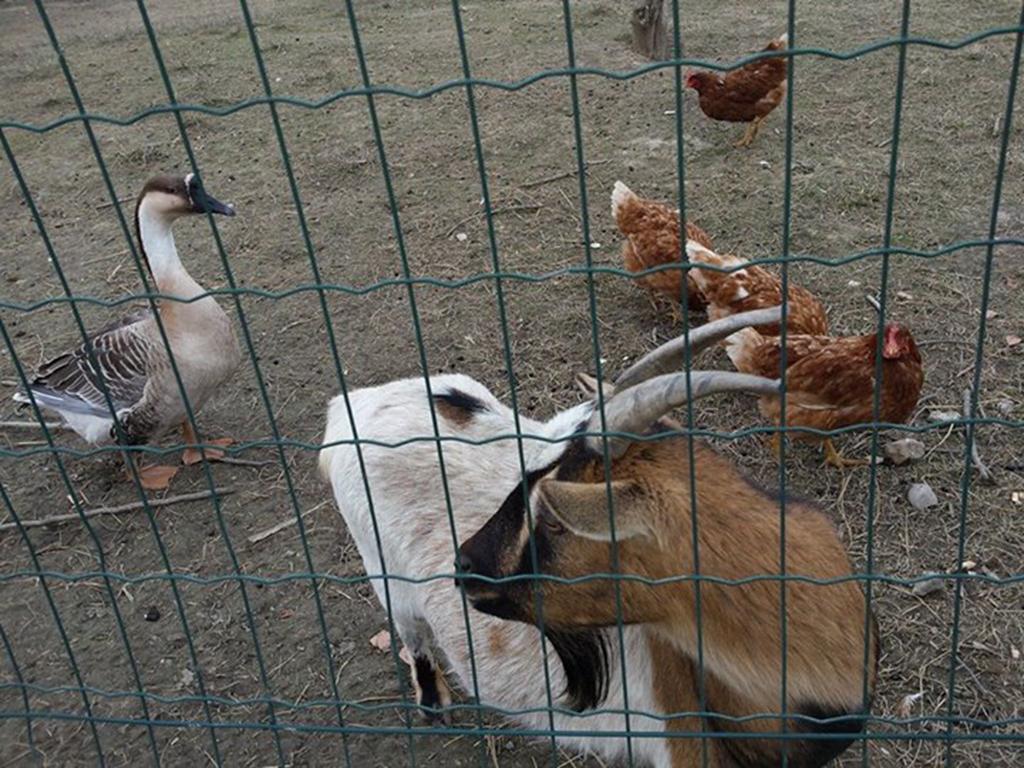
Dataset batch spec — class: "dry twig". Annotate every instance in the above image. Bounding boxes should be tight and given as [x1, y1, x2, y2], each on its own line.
[443, 204, 542, 239]
[95, 196, 134, 211]
[247, 499, 330, 544]
[0, 420, 64, 430]
[518, 159, 610, 189]
[0, 488, 234, 531]
[963, 388, 995, 484]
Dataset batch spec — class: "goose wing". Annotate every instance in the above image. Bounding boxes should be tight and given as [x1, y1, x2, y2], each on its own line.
[21, 309, 157, 417]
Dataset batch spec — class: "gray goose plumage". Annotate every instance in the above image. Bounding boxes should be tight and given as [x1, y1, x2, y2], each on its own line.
[14, 174, 241, 457]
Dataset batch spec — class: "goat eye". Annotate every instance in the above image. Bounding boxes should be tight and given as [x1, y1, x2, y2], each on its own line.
[539, 514, 565, 535]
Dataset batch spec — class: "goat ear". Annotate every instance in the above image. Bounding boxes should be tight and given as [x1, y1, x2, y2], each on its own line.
[537, 479, 649, 542]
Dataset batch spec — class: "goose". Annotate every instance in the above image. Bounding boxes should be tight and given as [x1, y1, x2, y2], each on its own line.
[13, 173, 242, 490]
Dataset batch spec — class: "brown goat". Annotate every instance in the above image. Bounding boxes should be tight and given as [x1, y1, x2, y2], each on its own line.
[456, 309, 878, 767]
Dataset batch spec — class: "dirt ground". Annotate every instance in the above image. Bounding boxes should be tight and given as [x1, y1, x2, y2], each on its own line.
[1, 0, 1022, 766]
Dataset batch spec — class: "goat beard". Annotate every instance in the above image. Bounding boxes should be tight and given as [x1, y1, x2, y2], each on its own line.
[544, 627, 610, 712]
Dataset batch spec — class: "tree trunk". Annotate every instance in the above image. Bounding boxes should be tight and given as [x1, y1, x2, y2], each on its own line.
[631, 0, 668, 60]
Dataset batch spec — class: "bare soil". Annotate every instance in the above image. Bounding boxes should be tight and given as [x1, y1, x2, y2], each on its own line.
[1, 0, 1022, 766]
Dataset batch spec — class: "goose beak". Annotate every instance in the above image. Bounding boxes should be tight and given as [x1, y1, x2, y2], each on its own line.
[198, 194, 236, 217]
[186, 176, 236, 217]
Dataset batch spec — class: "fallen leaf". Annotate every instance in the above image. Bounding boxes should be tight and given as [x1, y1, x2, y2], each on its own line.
[369, 629, 392, 652]
[1012, 491, 1021, 505]
[399, 645, 414, 667]
[985, 309, 999, 320]
[898, 692, 923, 718]
[1006, 335, 1022, 347]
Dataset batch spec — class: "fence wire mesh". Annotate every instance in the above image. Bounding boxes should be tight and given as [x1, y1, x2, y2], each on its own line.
[1, 0, 1022, 766]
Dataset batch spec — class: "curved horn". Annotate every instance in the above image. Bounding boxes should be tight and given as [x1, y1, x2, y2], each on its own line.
[586, 371, 780, 458]
[613, 307, 783, 391]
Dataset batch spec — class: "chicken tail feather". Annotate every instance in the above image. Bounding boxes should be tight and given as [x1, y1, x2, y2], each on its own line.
[611, 180, 638, 229]
[725, 327, 764, 373]
[685, 240, 749, 297]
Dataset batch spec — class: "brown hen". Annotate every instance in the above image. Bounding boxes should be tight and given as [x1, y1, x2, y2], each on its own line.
[612, 180, 713, 320]
[686, 33, 789, 148]
[686, 241, 828, 336]
[726, 323, 924, 468]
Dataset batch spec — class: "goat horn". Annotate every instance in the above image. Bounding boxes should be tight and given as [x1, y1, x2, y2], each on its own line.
[613, 307, 783, 391]
[586, 371, 780, 459]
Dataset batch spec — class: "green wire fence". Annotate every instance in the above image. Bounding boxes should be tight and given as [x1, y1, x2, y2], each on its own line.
[1, 1, 1022, 766]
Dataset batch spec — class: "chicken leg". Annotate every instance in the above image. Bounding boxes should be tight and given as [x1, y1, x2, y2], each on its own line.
[733, 116, 764, 149]
[822, 438, 871, 469]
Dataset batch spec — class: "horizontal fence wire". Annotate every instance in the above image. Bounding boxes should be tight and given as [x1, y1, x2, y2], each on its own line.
[1, 1, 1023, 767]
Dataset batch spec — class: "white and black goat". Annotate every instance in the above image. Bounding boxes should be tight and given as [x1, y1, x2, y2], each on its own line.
[320, 307, 876, 768]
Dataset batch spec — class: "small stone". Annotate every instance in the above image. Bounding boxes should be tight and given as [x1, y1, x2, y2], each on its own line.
[997, 399, 1014, 416]
[759, 160, 771, 169]
[985, 309, 999, 320]
[911, 573, 945, 597]
[884, 438, 925, 466]
[144, 606, 161, 622]
[896, 291, 913, 301]
[908, 482, 938, 510]
[847, 279, 861, 287]
[929, 410, 960, 423]
[1012, 645, 1020, 661]
[178, 667, 195, 690]
[455, 232, 468, 242]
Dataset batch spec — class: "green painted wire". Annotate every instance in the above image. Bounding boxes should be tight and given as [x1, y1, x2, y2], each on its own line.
[2, 2, 1023, 760]
[2, 674, 1021, 730]
[447, 3, 556, 766]
[944, 5, 1024, 766]
[668, 1, 710, 763]
[4, 236, 1022, 315]
[4, 114, 198, 763]
[558, 1, 636, 764]
[0, 619, 35, 756]
[230, 0, 356, 756]
[3, 27, 1022, 134]
[0, 310, 161, 764]
[3, 706, 1022, 741]
[776, 3, 798, 764]
[0, 479, 104, 763]
[104, 0, 289, 757]
[861, 2, 914, 765]
[0, 129, 161, 767]
[341, 1, 471, 763]
[3, 413, 1021, 464]
[4, 566, 1017, 592]
[2, 674, 1022, 732]
[26, 0, 251, 759]
[0, 618, 34, 755]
